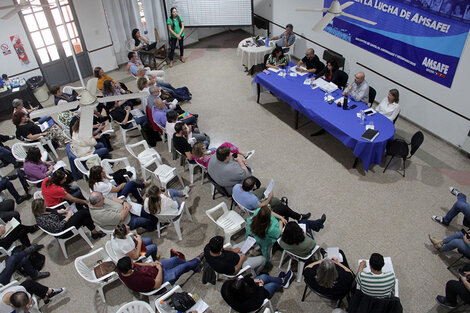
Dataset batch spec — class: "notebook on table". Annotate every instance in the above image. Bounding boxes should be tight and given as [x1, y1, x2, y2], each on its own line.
[361, 128, 379, 142]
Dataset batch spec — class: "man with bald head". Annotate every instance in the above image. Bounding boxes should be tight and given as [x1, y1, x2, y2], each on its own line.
[297, 48, 324, 74]
[343, 72, 369, 104]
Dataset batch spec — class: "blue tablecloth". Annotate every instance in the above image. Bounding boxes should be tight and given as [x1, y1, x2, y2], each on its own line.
[253, 66, 395, 171]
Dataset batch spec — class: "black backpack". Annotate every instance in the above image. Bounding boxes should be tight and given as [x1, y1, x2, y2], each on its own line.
[169, 292, 196, 311]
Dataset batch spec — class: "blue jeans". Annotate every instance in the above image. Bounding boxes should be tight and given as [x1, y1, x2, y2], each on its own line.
[118, 181, 144, 203]
[94, 142, 110, 160]
[255, 274, 282, 298]
[443, 193, 470, 224]
[128, 208, 157, 231]
[0, 146, 16, 165]
[142, 237, 158, 261]
[0, 251, 38, 285]
[161, 256, 199, 284]
[157, 82, 191, 101]
[168, 189, 184, 220]
[134, 115, 148, 127]
[441, 232, 470, 257]
[0, 177, 21, 201]
[37, 116, 52, 124]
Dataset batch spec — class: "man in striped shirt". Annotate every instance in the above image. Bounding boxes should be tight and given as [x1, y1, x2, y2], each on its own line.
[356, 253, 396, 298]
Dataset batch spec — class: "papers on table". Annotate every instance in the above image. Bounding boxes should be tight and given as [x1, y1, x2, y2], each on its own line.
[335, 97, 344, 105]
[365, 124, 375, 130]
[278, 71, 286, 78]
[326, 247, 344, 263]
[241, 236, 257, 254]
[314, 78, 338, 93]
[267, 67, 280, 73]
[325, 95, 335, 102]
[358, 257, 394, 274]
[304, 78, 313, 85]
[2, 218, 19, 238]
[290, 66, 308, 76]
[263, 179, 274, 198]
[53, 160, 67, 172]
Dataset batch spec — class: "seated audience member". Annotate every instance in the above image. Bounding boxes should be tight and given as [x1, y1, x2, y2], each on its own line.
[12, 99, 51, 124]
[144, 77, 191, 104]
[356, 253, 396, 298]
[436, 262, 470, 309]
[144, 185, 189, 217]
[0, 199, 20, 222]
[246, 206, 283, 262]
[94, 66, 128, 91]
[270, 23, 296, 52]
[69, 114, 112, 150]
[127, 52, 165, 83]
[279, 222, 318, 260]
[152, 99, 197, 129]
[147, 86, 184, 115]
[88, 166, 149, 204]
[0, 134, 20, 168]
[221, 271, 293, 313]
[0, 219, 37, 250]
[165, 111, 178, 138]
[0, 245, 49, 284]
[32, 198, 105, 239]
[433, 187, 469, 226]
[116, 254, 201, 292]
[315, 59, 342, 87]
[131, 28, 156, 51]
[192, 141, 250, 169]
[232, 176, 318, 224]
[41, 170, 87, 208]
[172, 122, 208, 160]
[12, 111, 66, 148]
[429, 229, 470, 256]
[207, 146, 252, 195]
[343, 72, 369, 104]
[88, 191, 156, 231]
[296, 48, 324, 73]
[204, 235, 266, 275]
[50, 85, 77, 106]
[376, 89, 400, 122]
[111, 224, 157, 261]
[102, 80, 137, 109]
[0, 279, 64, 310]
[303, 252, 354, 299]
[23, 147, 53, 181]
[70, 119, 110, 160]
[0, 176, 30, 204]
[265, 46, 288, 70]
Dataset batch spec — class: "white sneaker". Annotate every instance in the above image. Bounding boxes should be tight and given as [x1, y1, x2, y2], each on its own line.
[244, 150, 255, 160]
[183, 186, 191, 198]
[449, 187, 460, 197]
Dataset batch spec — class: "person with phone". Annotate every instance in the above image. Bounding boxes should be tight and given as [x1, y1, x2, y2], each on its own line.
[429, 228, 470, 257]
[436, 262, 470, 308]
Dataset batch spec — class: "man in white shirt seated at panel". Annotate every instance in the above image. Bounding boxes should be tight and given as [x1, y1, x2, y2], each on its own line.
[343, 72, 369, 104]
[375, 89, 400, 122]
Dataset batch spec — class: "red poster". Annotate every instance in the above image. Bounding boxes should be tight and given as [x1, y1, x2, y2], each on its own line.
[10, 35, 29, 64]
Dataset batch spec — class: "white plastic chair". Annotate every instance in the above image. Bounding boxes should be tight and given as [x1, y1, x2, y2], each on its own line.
[155, 201, 191, 241]
[101, 157, 137, 182]
[0, 280, 41, 312]
[155, 123, 172, 152]
[117, 301, 154, 313]
[95, 224, 114, 235]
[284, 40, 296, 62]
[228, 296, 274, 313]
[62, 85, 84, 95]
[105, 239, 151, 264]
[74, 247, 119, 303]
[233, 198, 255, 217]
[38, 202, 94, 259]
[213, 243, 255, 281]
[126, 140, 184, 187]
[115, 118, 142, 145]
[73, 154, 101, 179]
[205, 202, 245, 245]
[24, 134, 59, 159]
[278, 238, 320, 283]
[11, 142, 48, 162]
[0, 218, 17, 258]
[174, 149, 206, 185]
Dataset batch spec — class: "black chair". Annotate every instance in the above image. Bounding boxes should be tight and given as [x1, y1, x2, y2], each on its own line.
[336, 70, 349, 90]
[446, 249, 470, 270]
[263, 53, 270, 70]
[207, 173, 234, 209]
[383, 131, 424, 177]
[348, 290, 403, 313]
[392, 110, 400, 125]
[301, 280, 354, 308]
[368, 86, 377, 107]
[323, 49, 345, 70]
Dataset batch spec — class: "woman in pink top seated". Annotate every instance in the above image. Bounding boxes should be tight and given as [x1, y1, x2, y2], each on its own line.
[192, 142, 253, 169]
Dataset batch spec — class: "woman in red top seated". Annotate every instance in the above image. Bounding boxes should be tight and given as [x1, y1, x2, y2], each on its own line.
[41, 170, 88, 208]
[315, 58, 340, 85]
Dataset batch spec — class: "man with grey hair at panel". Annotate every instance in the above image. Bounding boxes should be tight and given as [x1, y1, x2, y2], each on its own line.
[88, 191, 157, 231]
[270, 24, 296, 52]
[343, 72, 369, 104]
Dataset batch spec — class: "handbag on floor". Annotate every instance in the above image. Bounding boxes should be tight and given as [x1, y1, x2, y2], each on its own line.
[93, 260, 116, 279]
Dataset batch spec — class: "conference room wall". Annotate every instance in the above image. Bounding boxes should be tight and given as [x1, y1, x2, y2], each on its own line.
[255, 0, 470, 150]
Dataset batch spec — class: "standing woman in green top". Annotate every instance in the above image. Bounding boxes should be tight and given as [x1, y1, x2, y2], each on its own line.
[167, 7, 185, 68]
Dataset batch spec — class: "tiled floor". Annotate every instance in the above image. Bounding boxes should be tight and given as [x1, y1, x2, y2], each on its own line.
[1, 30, 469, 313]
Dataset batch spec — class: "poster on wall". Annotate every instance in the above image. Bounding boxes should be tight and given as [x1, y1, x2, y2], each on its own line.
[323, 0, 470, 88]
[9, 35, 29, 64]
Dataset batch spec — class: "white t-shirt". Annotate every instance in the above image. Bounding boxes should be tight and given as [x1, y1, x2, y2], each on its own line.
[376, 97, 400, 122]
[93, 179, 117, 199]
[143, 194, 179, 216]
[0, 286, 31, 313]
[166, 122, 176, 138]
[111, 234, 136, 260]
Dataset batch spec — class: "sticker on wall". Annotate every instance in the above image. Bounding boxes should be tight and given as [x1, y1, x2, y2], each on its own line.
[1, 44, 11, 56]
[9, 35, 29, 64]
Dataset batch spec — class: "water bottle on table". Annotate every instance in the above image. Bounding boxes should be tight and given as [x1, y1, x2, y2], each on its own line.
[159, 300, 176, 313]
[360, 110, 365, 125]
[265, 37, 269, 47]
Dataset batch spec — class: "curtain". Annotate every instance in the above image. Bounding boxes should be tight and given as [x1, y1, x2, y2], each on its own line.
[102, 0, 142, 64]
[141, 0, 168, 44]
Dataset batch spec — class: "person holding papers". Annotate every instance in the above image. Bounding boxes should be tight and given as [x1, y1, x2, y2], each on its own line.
[23, 147, 54, 181]
[0, 218, 37, 250]
[232, 176, 320, 223]
[265, 47, 288, 70]
[296, 48, 325, 74]
[343, 72, 369, 104]
[279, 222, 318, 260]
[375, 89, 400, 122]
[204, 235, 266, 276]
[436, 262, 470, 309]
[315, 59, 341, 87]
[12, 111, 65, 148]
[356, 253, 396, 298]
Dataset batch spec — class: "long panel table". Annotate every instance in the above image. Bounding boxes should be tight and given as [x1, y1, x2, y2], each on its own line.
[253, 67, 395, 171]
